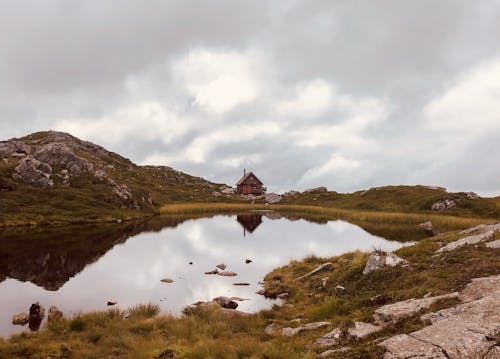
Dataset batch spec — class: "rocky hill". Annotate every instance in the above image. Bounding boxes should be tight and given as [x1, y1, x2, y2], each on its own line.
[0, 131, 230, 226]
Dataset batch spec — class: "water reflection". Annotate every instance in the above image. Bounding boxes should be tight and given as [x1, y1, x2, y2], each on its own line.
[0, 213, 413, 336]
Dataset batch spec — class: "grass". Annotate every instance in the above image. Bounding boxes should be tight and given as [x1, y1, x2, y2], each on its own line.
[0, 223, 498, 357]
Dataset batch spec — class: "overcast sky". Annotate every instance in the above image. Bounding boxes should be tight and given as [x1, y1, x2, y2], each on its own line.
[1, 1, 499, 195]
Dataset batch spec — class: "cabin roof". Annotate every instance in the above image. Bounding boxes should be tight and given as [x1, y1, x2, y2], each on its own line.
[236, 171, 263, 186]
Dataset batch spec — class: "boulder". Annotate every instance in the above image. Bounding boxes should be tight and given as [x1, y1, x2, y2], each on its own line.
[282, 190, 299, 197]
[34, 143, 94, 175]
[264, 192, 282, 204]
[13, 156, 53, 188]
[48, 305, 63, 322]
[431, 199, 457, 211]
[314, 327, 343, 347]
[373, 292, 459, 326]
[485, 239, 500, 249]
[0, 140, 30, 157]
[296, 262, 333, 280]
[419, 221, 437, 236]
[347, 321, 382, 339]
[12, 312, 29, 326]
[161, 278, 174, 283]
[435, 231, 494, 253]
[363, 252, 407, 275]
[216, 263, 227, 270]
[213, 296, 238, 309]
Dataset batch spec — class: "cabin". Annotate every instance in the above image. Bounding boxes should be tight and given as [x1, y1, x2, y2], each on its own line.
[235, 170, 265, 195]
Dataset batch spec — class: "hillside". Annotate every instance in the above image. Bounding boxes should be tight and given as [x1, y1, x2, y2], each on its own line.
[0, 131, 236, 226]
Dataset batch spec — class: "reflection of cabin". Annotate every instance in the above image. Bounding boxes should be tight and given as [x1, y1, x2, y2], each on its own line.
[235, 170, 265, 195]
[237, 214, 262, 236]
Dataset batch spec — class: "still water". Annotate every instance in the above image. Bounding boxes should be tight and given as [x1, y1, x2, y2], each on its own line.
[0, 212, 412, 336]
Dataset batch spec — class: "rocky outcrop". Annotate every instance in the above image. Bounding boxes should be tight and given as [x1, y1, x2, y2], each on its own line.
[0, 140, 31, 157]
[282, 190, 299, 197]
[264, 192, 282, 204]
[431, 199, 457, 211]
[486, 239, 500, 249]
[13, 156, 53, 188]
[460, 222, 500, 235]
[363, 252, 407, 275]
[379, 275, 500, 359]
[373, 292, 459, 326]
[435, 231, 494, 253]
[314, 328, 343, 347]
[419, 221, 437, 236]
[347, 321, 382, 339]
[34, 143, 94, 176]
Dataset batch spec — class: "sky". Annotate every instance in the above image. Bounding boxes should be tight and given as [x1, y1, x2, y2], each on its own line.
[1, 1, 499, 196]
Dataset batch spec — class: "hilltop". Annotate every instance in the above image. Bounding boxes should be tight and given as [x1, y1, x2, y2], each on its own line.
[0, 131, 235, 226]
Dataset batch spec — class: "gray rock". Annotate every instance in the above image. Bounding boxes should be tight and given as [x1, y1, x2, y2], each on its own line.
[282, 190, 299, 196]
[296, 262, 333, 281]
[218, 271, 237, 277]
[12, 312, 29, 326]
[435, 231, 494, 253]
[48, 305, 63, 322]
[220, 187, 235, 194]
[373, 292, 459, 326]
[264, 192, 282, 204]
[0, 140, 31, 157]
[314, 328, 343, 348]
[363, 252, 407, 275]
[317, 347, 350, 358]
[465, 192, 480, 199]
[347, 321, 382, 339]
[485, 239, 500, 249]
[34, 143, 94, 175]
[431, 199, 457, 211]
[213, 296, 238, 309]
[460, 222, 500, 235]
[13, 156, 53, 188]
[216, 263, 227, 270]
[380, 275, 500, 359]
[419, 221, 437, 236]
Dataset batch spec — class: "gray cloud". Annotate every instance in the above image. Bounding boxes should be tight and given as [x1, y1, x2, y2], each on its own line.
[1, 1, 499, 195]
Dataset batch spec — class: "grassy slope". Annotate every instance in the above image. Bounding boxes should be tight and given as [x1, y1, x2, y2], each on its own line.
[0, 225, 498, 358]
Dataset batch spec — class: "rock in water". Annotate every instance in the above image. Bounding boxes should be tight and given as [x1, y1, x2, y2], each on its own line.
[218, 271, 237, 277]
[216, 263, 227, 270]
[213, 296, 238, 309]
[245, 259, 252, 264]
[161, 278, 174, 283]
[204, 269, 219, 275]
[48, 305, 63, 322]
[28, 302, 45, 331]
[12, 312, 29, 326]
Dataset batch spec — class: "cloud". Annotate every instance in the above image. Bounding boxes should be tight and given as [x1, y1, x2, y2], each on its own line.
[175, 49, 260, 114]
[276, 79, 333, 117]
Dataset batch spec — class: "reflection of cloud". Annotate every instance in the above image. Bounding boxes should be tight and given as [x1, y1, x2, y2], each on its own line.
[0, 216, 411, 335]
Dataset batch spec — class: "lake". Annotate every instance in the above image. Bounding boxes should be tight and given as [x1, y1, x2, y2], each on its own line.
[0, 212, 413, 336]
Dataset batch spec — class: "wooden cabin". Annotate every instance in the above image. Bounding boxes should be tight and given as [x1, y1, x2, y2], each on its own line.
[235, 170, 265, 195]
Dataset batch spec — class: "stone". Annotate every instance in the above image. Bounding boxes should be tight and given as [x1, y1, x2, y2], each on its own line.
[363, 252, 407, 275]
[380, 334, 448, 359]
[161, 278, 174, 283]
[204, 269, 219, 275]
[373, 292, 459, 326]
[318, 347, 350, 358]
[379, 275, 500, 359]
[216, 263, 227, 270]
[314, 328, 343, 348]
[435, 230, 494, 253]
[431, 199, 457, 211]
[486, 239, 500, 249]
[233, 283, 250, 286]
[48, 305, 63, 322]
[213, 296, 238, 309]
[34, 143, 94, 176]
[13, 156, 53, 188]
[465, 191, 480, 199]
[347, 321, 382, 339]
[303, 186, 328, 193]
[282, 190, 299, 197]
[220, 187, 235, 194]
[460, 222, 500, 235]
[484, 347, 500, 359]
[12, 312, 29, 326]
[419, 221, 437, 236]
[29, 302, 45, 331]
[107, 301, 117, 306]
[281, 321, 330, 336]
[256, 289, 266, 295]
[245, 259, 252, 264]
[264, 322, 278, 335]
[218, 271, 237, 277]
[264, 192, 282, 204]
[155, 348, 176, 359]
[296, 262, 333, 280]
